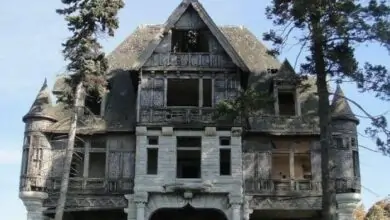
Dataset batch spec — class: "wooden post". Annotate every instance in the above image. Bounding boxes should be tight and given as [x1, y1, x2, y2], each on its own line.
[289, 144, 295, 191]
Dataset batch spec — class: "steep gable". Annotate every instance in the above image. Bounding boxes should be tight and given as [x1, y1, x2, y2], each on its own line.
[133, 0, 248, 71]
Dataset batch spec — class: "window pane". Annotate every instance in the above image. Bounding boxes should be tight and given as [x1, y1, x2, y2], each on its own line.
[220, 149, 231, 175]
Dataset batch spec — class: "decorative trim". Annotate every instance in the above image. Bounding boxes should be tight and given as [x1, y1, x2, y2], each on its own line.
[132, 0, 249, 72]
[249, 196, 322, 210]
[204, 127, 217, 136]
[43, 195, 127, 210]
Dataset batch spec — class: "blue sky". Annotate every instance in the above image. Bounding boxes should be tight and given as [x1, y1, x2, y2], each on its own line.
[0, 0, 389, 219]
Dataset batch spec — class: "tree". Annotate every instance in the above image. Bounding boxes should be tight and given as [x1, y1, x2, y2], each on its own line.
[54, 0, 124, 220]
[261, 1, 390, 219]
[216, 1, 390, 219]
[365, 198, 390, 220]
[354, 204, 366, 220]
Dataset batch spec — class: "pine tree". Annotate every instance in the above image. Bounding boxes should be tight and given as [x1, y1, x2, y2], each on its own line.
[262, 1, 390, 219]
[54, 1, 124, 219]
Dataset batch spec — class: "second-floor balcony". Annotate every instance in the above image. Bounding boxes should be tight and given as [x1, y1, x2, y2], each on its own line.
[20, 176, 133, 195]
[139, 107, 218, 126]
[245, 178, 322, 195]
[143, 52, 236, 70]
[249, 115, 319, 134]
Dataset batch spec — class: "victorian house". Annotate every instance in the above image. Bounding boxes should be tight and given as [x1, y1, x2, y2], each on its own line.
[19, 0, 361, 220]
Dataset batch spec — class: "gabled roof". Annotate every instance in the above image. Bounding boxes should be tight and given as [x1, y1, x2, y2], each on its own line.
[330, 84, 359, 123]
[105, 25, 280, 79]
[127, 0, 249, 72]
[23, 78, 57, 122]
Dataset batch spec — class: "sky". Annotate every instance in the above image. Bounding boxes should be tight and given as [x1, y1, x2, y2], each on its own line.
[0, 0, 389, 219]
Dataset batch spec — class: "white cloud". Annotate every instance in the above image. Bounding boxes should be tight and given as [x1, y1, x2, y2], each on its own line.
[0, 149, 21, 165]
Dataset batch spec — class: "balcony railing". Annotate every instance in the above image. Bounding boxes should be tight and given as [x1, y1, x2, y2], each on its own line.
[245, 178, 322, 195]
[249, 115, 319, 134]
[139, 107, 240, 126]
[20, 176, 133, 194]
[143, 53, 236, 69]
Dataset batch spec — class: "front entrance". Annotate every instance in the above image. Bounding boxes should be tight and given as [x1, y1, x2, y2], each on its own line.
[150, 205, 227, 220]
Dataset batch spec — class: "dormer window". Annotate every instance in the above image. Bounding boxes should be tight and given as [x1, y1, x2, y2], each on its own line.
[278, 90, 296, 116]
[171, 29, 209, 53]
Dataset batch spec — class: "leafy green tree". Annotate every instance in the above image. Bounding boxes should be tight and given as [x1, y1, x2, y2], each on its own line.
[262, 1, 390, 219]
[54, 0, 124, 219]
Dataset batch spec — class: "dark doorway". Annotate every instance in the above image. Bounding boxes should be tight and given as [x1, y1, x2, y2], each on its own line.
[150, 205, 227, 220]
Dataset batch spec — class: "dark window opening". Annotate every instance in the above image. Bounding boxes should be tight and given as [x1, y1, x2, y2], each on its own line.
[171, 29, 209, 53]
[219, 149, 231, 175]
[90, 137, 106, 148]
[70, 152, 84, 178]
[219, 137, 231, 146]
[85, 91, 101, 116]
[203, 79, 212, 107]
[22, 148, 29, 175]
[334, 136, 344, 148]
[278, 91, 296, 116]
[353, 151, 360, 177]
[351, 137, 356, 147]
[88, 152, 106, 178]
[176, 137, 202, 178]
[148, 136, 159, 145]
[147, 148, 158, 175]
[167, 79, 199, 107]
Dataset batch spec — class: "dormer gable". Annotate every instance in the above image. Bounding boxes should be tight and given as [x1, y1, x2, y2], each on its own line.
[134, 0, 248, 72]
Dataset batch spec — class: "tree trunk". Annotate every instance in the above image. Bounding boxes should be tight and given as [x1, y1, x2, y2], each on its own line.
[311, 15, 337, 220]
[54, 82, 83, 220]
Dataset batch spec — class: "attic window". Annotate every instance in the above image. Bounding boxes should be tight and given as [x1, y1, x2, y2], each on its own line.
[171, 29, 209, 53]
[278, 91, 296, 116]
[85, 91, 101, 116]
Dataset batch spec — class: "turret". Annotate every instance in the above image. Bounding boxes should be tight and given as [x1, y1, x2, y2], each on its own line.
[330, 85, 361, 219]
[20, 78, 57, 193]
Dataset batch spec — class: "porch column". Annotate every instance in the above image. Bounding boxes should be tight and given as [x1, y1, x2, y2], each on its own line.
[133, 192, 148, 220]
[136, 202, 146, 220]
[124, 194, 136, 220]
[229, 194, 243, 220]
[231, 204, 241, 220]
[336, 193, 361, 220]
[19, 191, 48, 220]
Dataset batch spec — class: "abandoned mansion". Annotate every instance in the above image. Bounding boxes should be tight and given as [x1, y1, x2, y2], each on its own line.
[19, 0, 362, 219]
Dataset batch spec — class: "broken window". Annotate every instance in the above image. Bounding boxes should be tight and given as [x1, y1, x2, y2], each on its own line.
[271, 153, 290, 180]
[148, 136, 159, 145]
[70, 151, 84, 178]
[88, 152, 106, 178]
[176, 137, 201, 178]
[167, 79, 199, 107]
[219, 137, 231, 146]
[85, 91, 101, 116]
[219, 149, 231, 176]
[147, 148, 158, 175]
[167, 78, 213, 107]
[278, 91, 296, 116]
[171, 29, 209, 53]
